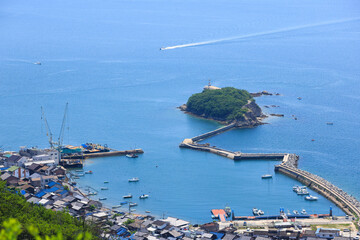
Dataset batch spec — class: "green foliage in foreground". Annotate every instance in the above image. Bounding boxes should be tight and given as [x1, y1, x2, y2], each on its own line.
[0, 180, 100, 239]
[186, 87, 253, 122]
[0, 218, 92, 240]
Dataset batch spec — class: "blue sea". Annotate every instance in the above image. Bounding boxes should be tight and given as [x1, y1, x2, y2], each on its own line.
[1, 0, 359, 223]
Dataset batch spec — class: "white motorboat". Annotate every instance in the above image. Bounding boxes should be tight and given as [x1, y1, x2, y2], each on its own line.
[305, 195, 318, 201]
[123, 194, 132, 199]
[139, 194, 149, 199]
[128, 177, 139, 182]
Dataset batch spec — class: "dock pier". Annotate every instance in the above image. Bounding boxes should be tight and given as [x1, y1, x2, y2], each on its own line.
[180, 123, 360, 224]
[62, 149, 144, 159]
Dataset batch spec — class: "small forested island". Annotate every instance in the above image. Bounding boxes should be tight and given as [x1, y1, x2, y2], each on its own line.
[179, 86, 265, 127]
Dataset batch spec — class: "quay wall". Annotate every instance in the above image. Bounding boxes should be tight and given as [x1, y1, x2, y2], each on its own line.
[63, 149, 144, 159]
[276, 165, 360, 219]
[234, 153, 286, 160]
[192, 123, 236, 142]
[180, 121, 360, 224]
[82, 149, 144, 159]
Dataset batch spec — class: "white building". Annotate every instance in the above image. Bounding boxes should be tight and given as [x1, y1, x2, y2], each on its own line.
[315, 228, 340, 239]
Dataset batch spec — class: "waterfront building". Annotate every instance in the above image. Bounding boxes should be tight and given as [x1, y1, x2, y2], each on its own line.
[7, 166, 30, 179]
[315, 228, 341, 239]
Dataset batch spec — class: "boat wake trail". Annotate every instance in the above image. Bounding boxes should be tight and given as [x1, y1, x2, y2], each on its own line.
[160, 17, 360, 50]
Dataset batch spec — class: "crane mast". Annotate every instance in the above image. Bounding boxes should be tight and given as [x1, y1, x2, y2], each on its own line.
[41, 103, 68, 150]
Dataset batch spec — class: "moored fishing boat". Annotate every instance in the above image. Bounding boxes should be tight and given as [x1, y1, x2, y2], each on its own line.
[128, 177, 139, 182]
[85, 170, 93, 174]
[129, 203, 137, 207]
[126, 153, 138, 158]
[305, 195, 318, 201]
[261, 174, 272, 179]
[99, 197, 107, 201]
[139, 194, 149, 199]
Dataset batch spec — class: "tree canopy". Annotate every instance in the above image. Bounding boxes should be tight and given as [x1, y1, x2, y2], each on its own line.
[0, 180, 99, 239]
[186, 87, 253, 122]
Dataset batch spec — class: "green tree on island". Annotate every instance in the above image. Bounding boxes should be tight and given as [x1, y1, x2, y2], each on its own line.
[186, 87, 253, 122]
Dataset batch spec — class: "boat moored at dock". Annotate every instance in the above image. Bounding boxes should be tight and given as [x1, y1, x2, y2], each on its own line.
[126, 153, 138, 158]
[305, 195, 319, 201]
[129, 203, 137, 207]
[85, 170, 93, 174]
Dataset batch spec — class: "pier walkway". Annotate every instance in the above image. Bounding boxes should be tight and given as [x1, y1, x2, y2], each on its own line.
[180, 123, 360, 224]
[62, 149, 144, 159]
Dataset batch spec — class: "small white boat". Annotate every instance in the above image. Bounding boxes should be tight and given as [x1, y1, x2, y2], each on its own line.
[297, 189, 309, 195]
[34, 62, 41, 65]
[129, 203, 137, 207]
[123, 194, 132, 199]
[75, 170, 83, 172]
[262, 174, 272, 179]
[112, 205, 121, 209]
[128, 177, 139, 182]
[253, 208, 264, 216]
[99, 197, 107, 201]
[301, 209, 307, 215]
[126, 153, 138, 158]
[104, 181, 109, 183]
[130, 209, 136, 212]
[305, 195, 318, 201]
[101, 187, 108, 190]
[145, 211, 151, 213]
[326, 122, 334, 125]
[139, 194, 149, 199]
[293, 210, 299, 215]
[87, 192, 97, 196]
[297, 97, 302, 100]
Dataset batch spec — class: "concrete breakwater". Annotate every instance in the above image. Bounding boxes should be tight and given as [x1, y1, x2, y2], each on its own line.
[62, 149, 144, 159]
[180, 123, 360, 224]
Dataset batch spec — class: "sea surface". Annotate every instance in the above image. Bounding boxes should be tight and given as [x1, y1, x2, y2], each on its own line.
[1, 0, 359, 223]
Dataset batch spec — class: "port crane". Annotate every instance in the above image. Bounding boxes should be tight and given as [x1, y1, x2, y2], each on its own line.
[41, 103, 68, 150]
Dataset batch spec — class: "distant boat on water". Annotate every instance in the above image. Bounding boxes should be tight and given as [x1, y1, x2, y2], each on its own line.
[126, 153, 138, 158]
[104, 181, 109, 183]
[85, 170, 93, 174]
[129, 203, 137, 207]
[123, 194, 132, 199]
[262, 174, 272, 179]
[101, 187, 108, 190]
[139, 194, 149, 199]
[305, 195, 318, 201]
[326, 122, 334, 125]
[128, 177, 139, 182]
[34, 62, 41, 65]
[99, 197, 107, 201]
